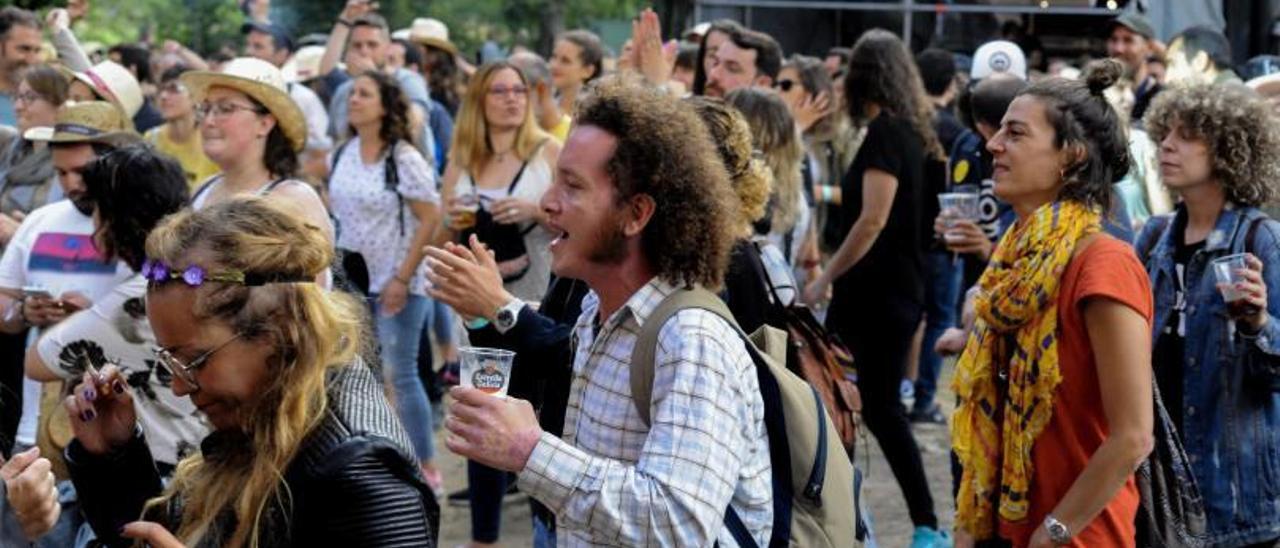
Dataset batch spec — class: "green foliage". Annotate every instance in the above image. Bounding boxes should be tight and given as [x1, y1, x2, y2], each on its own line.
[67, 0, 244, 55]
[9, 0, 661, 59]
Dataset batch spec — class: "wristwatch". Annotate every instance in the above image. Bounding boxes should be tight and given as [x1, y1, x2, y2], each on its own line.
[1043, 515, 1071, 545]
[494, 299, 525, 334]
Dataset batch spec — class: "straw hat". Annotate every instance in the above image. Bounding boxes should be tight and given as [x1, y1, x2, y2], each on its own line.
[72, 60, 144, 119]
[23, 101, 142, 147]
[1249, 72, 1280, 98]
[181, 57, 307, 152]
[282, 45, 326, 84]
[406, 18, 458, 56]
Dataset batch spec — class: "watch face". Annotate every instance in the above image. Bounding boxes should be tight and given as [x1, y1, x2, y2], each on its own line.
[497, 308, 515, 326]
[1048, 522, 1069, 542]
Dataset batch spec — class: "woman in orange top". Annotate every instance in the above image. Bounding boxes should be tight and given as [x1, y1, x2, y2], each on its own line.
[951, 59, 1155, 548]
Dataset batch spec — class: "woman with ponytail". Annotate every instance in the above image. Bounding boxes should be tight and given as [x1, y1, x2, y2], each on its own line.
[61, 198, 438, 547]
[951, 59, 1154, 547]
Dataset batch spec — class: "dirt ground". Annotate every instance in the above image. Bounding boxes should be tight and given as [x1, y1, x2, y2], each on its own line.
[433, 362, 958, 547]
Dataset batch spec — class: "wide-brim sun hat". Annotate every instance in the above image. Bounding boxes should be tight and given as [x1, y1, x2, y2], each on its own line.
[23, 100, 142, 147]
[407, 17, 459, 56]
[72, 60, 143, 119]
[282, 45, 326, 84]
[181, 57, 307, 152]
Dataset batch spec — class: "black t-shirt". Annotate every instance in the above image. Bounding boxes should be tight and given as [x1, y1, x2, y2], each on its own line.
[831, 114, 926, 310]
[722, 239, 772, 334]
[1153, 212, 1202, 434]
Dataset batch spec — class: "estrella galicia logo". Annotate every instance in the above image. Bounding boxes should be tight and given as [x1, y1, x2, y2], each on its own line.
[471, 362, 506, 394]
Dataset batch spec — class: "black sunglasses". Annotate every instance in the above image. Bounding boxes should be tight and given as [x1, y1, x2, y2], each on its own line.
[774, 79, 797, 92]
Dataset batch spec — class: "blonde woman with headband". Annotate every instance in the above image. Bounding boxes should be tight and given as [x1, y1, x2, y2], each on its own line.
[61, 198, 439, 547]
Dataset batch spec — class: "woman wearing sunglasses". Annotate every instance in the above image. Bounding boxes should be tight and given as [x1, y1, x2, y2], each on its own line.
[24, 146, 205, 478]
[60, 197, 439, 547]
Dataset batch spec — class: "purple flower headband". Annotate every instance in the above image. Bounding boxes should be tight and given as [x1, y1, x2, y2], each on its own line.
[141, 259, 312, 287]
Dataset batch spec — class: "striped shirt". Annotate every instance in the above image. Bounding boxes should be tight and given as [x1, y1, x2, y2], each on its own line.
[517, 278, 773, 546]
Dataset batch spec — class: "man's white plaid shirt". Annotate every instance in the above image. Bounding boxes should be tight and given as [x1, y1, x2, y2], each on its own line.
[516, 278, 774, 546]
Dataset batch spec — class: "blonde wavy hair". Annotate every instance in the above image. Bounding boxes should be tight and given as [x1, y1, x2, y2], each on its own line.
[449, 62, 551, 173]
[141, 198, 367, 547]
[686, 96, 773, 236]
[725, 88, 805, 231]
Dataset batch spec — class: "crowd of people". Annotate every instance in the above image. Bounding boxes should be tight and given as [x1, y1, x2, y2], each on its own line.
[0, 1, 1278, 547]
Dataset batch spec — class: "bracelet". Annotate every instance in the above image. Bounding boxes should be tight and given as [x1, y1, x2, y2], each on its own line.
[393, 274, 410, 285]
[337, 18, 353, 27]
[820, 185, 835, 203]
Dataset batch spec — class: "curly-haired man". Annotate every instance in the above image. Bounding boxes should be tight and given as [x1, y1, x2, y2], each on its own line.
[445, 79, 774, 546]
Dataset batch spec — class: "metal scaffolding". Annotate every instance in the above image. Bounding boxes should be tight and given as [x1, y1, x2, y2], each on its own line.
[693, 0, 1123, 43]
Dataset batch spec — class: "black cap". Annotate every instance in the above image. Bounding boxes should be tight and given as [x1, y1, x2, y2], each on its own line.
[241, 21, 295, 54]
[1109, 13, 1156, 40]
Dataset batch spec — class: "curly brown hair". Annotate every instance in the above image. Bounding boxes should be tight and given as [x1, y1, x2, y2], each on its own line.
[1145, 83, 1280, 206]
[347, 70, 414, 149]
[686, 96, 772, 233]
[575, 78, 742, 290]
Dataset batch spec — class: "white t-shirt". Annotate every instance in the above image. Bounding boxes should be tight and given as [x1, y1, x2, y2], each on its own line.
[329, 138, 439, 296]
[1, 200, 133, 446]
[37, 275, 209, 465]
[289, 82, 333, 152]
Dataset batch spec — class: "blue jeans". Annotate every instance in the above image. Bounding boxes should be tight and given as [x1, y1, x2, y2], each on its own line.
[371, 294, 434, 462]
[914, 251, 961, 413]
[532, 511, 556, 548]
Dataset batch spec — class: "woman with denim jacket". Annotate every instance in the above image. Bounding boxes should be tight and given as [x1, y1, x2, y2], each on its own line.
[1137, 83, 1280, 547]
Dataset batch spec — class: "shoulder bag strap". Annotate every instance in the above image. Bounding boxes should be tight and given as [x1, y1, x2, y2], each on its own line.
[1246, 215, 1266, 256]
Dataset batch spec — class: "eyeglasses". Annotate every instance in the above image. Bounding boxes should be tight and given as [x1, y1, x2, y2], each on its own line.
[13, 91, 43, 105]
[159, 82, 189, 96]
[774, 79, 797, 93]
[488, 85, 529, 98]
[194, 101, 265, 121]
[152, 332, 243, 390]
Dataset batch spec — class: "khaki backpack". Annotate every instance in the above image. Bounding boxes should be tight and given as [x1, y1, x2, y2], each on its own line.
[630, 287, 868, 547]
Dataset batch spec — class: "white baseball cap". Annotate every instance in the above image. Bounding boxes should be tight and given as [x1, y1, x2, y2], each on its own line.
[970, 40, 1027, 81]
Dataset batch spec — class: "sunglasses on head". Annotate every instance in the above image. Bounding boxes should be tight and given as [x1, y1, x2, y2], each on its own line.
[774, 79, 797, 92]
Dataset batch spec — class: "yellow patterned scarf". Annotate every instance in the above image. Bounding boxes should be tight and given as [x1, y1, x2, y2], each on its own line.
[952, 200, 1101, 538]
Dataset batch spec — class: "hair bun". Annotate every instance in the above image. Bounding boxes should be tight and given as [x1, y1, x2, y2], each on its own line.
[1083, 59, 1124, 96]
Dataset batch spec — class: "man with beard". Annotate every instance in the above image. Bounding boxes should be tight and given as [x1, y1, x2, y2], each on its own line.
[704, 28, 782, 98]
[0, 8, 41, 127]
[444, 79, 774, 545]
[1106, 13, 1160, 122]
[320, 1, 451, 163]
[0, 102, 140, 464]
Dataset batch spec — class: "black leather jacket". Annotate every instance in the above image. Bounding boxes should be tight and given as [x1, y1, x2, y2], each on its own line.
[67, 362, 439, 547]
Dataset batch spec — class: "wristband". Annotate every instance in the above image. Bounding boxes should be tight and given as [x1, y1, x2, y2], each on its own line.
[465, 316, 491, 330]
[337, 19, 353, 27]
[820, 185, 835, 203]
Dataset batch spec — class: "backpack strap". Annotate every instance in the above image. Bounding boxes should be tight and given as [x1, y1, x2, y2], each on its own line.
[385, 140, 406, 237]
[328, 139, 353, 189]
[629, 287, 733, 427]
[629, 287, 797, 548]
